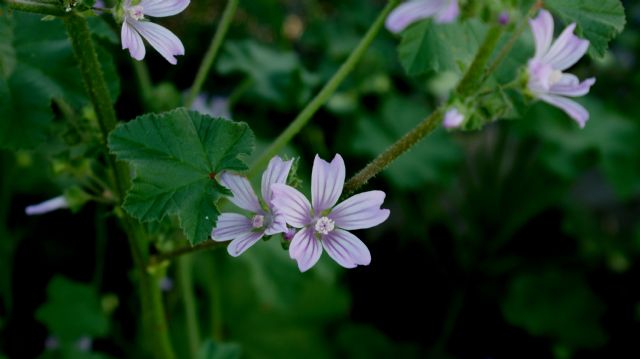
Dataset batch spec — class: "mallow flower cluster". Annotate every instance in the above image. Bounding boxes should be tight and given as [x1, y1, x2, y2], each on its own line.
[120, 0, 190, 64]
[527, 9, 595, 128]
[385, 0, 459, 33]
[212, 155, 390, 272]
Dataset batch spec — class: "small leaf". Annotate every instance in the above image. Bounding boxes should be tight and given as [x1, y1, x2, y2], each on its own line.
[108, 108, 255, 244]
[545, 0, 626, 58]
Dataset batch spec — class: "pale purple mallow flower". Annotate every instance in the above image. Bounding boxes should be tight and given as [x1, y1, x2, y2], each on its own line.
[212, 156, 293, 257]
[121, 0, 190, 65]
[271, 154, 390, 272]
[385, 0, 459, 33]
[527, 9, 596, 128]
[25, 196, 68, 216]
[191, 95, 232, 120]
[443, 107, 465, 129]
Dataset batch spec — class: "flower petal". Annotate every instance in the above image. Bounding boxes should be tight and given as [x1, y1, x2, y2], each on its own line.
[211, 213, 253, 241]
[289, 227, 322, 272]
[330, 191, 390, 230]
[128, 20, 184, 65]
[443, 108, 464, 129]
[227, 231, 264, 257]
[261, 156, 293, 205]
[539, 94, 589, 128]
[435, 0, 459, 23]
[311, 154, 345, 213]
[548, 75, 595, 97]
[385, 0, 446, 33]
[322, 229, 371, 268]
[529, 9, 554, 60]
[219, 172, 262, 213]
[542, 23, 589, 71]
[121, 21, 146, 61]
[264, 210, 288, 235]
[139, 0, 190, 17]
[271, 184, 312, 228]
[25, 196, 68, 216]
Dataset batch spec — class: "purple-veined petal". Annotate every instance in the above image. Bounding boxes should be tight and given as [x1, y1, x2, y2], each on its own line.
[443, 108, 464, 129]
[385, 0, 446, 33]
[227, 231, 264, 257]
[212, 213, 253, 241]
[271, 184, 312, 228]
[542, 23, 589, 71]
[529, 9, 554, 60]
[289, 227, 322, 272]
[139, 0, 190, 17]
[25, 196, 68, 216]
[527, 59, 555, 92]
[539, 94, 589, 128]
[261, 156, 293, 204]
[435, 0, 459, 23]
[264, 210, 288, 235]
[548, 75, 595, 97]
[330, 191, 390, 230]
[219, 172, 262, 213]
[322, 229, 371, 268]
[128, 20, 184, 65]
[121, 20, 146, 61]
[311, 154, 345, 213]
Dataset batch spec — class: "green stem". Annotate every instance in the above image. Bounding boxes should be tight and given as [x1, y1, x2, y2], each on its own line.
[6, 0, 67, 16]
[133, 60, 154, 107]
[178, 256, 201, 359]
[64, 13, 175, 359]
[344, 24, 506, 194]
[185, 0, 239, 107]
[149, 240, 227, 267]
[247, 0, 400, 177]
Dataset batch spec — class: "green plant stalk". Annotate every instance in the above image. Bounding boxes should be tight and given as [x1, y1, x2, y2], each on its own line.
[6, 0, 67, 16]
[247, 0, 400, 178]
[133, 60, 154, 107]
[64, 13, 176, 359]
[185, 0, 239, 107]
[178, 256, 201, 359]
[344, 25, 506, 194]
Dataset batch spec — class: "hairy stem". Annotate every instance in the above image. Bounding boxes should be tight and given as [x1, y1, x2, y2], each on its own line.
[6, 0, 67, 16]
[247, 0, 400, 177]
[64, 13, 175, 359]
[178, 256, 200, 359]
[185, 0, 239, 107]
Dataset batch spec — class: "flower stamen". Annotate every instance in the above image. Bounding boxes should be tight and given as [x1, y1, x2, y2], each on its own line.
[314, 216, 335, 235]
[251, 214, 265, 229]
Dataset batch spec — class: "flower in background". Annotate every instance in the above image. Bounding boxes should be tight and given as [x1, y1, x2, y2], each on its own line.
[25, 196, 68, 216]
[191, 95, 232, 120]
[527, 9, 595, 128]
[212, 156, 293, 257]
[386, 0, 459, 33]
[121, 0, 190, 64]
[272, 154, 390, 272]
[443, 107, 465, 129]
[75, 336, 93, 352]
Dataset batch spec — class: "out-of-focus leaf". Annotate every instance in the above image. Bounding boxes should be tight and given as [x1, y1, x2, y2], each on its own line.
[502, 269, 607, 348]
[197, 340, 241, 359]
[546, 0, 626, 58]
[108, 109, 255, 244]
[36, 276, 109, 341]
[336, 324, 419, 359]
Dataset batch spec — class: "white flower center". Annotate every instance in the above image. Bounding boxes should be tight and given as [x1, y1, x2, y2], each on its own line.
[547, 69, 563, 87]
[314, 216, 335, 235]
[128, 5, 144, 20]
[251, 214, 265, 229]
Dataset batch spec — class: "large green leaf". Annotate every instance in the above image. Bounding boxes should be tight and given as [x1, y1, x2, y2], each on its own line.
[108, 108, 255, 244]
[546, 0, 626, 58]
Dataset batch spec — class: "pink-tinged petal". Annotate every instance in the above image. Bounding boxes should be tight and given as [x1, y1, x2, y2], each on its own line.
[271, 184, 312, 228]
[261, 156, 293, 204]
[435, 0, 459, 23]
[311, 154, 345, 213]
[129, 20, 184, 65]
[322, 229, 371, 268]
[219, 172, 262, 213]
[527, 59, 554, 92]
[548, 75, 595, 97]
[139, 0, 190, 17]
[289, 227, 322, 272]
[121, 21, 146, 61]
[330, 191, 390, 230]
[385, 0, 446, 33]
[25, 196, 68, 216]
[443, 108, 464, 129]
[539, 94, 589, 128]
[212, 213, 252, 241]
[542, 23, 589, 71]
[529, 9, 554, 59]
[264, 210, 288, 235]
[227, 231, 264, 257]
